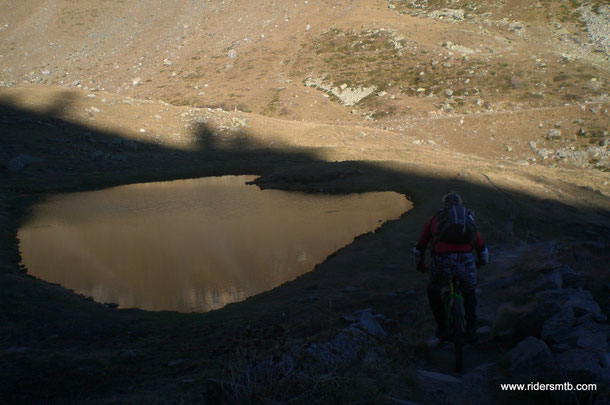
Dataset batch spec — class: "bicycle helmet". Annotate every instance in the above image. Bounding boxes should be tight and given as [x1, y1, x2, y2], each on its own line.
[442, 192, 462, 207]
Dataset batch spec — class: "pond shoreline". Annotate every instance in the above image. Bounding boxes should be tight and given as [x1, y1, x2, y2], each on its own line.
[18, 175, 410, 313]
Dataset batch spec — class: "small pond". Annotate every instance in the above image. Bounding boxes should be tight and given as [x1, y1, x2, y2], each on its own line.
[18, 176, 411, 312]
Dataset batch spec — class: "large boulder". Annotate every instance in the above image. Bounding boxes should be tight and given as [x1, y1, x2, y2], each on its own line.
[555, 348, 610, 384]
[535, 288, 601, 318]
[358, 310, 387, 337]
[505, 337, 562, 382]
[512, 300, 563, 342]
[546, 318, 610, 348]
[540, 307, 575, 343]
[554, 265, 582, 288]
[528, 269, 563, 293]
[513, 288, 604, 342]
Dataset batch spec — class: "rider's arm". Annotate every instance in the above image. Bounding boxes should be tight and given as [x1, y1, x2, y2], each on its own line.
[412, 217, 434, 271]
[473, 231, 484, 251]
[473, 231, 489, 265]
[416, 216, 435, 254]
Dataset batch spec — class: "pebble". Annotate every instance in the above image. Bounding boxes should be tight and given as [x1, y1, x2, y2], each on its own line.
[4, 346, 29, 354]
[167, 359, 185, 367]
[119, 349, 139, 358]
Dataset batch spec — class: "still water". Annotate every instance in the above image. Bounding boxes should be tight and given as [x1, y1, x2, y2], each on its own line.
[18, 176, 411, 312]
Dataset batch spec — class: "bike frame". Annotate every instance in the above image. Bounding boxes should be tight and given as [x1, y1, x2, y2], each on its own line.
[443, 276, 464, 373]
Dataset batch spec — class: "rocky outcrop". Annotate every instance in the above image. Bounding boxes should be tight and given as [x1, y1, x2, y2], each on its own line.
[482, 243, 610, 391]
[304, 77, 376, 106]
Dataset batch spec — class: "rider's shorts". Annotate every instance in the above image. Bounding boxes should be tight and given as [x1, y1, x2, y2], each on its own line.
[428, 252, 476, 292]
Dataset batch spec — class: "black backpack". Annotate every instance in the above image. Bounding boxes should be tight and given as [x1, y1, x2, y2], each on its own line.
[433, 205, 477, 244]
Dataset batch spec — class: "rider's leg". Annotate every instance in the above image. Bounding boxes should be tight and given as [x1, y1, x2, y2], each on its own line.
[457, 252, 478, 343]
[427, 285, 448, 339]
[428, 255, 452, 340]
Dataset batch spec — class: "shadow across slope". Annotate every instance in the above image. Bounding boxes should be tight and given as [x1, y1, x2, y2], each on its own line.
[1, 93, 609, 404]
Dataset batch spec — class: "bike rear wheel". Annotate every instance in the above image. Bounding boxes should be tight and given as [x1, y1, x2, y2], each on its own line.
[451, 295, 464, 373]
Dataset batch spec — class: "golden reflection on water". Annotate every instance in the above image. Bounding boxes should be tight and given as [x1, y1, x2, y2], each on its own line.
[18, 176, 411, 312]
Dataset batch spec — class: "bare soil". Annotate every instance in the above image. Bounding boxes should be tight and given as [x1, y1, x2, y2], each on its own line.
[1, 1, 609, 404]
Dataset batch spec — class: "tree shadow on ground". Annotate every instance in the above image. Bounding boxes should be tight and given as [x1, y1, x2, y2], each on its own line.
[1, 93, 609, 404]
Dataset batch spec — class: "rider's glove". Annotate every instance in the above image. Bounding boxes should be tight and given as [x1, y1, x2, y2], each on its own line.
[412, 246, 422, 261]
[412, 247, 427, 272]
[477, 246, 489, 267]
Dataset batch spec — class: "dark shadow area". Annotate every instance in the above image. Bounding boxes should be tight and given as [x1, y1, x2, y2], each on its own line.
[1, 91, 609, 404]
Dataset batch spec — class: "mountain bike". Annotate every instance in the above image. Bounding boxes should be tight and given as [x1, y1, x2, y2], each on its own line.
[443, 276, 464, 373]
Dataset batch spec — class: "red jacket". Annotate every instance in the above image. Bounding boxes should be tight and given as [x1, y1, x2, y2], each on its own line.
[417, 213, 484, 255]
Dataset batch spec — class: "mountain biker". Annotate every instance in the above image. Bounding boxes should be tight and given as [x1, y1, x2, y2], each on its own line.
[412, 192, 489, 343]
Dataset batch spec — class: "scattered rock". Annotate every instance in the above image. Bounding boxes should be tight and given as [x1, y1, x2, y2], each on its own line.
[119, 349, 139, 358]
[462, 363, 496, 403]
[167, 359, 185, 367]
[4, 346, 29, 354]
[442, 41, 475, 54]
[194, 116, 209, 125]
[231, 117, 247, 128]
[7, 155, 43, 172]
[416, 369, 463, 399]
[556, 266, 581, 289]
[132, 77, 142, 86]
[509, 77, 522, 89]
[7, 157, 26, 172]
[305, 329, 366, 367]
[389, 398, 422, 405]
[428, 9, 464, 22]
[362, 346, 387, 369]
[529, 269, 562, 293]
[358, 310, 386, 337]
[89, 150, 104, 159]
[546, 129, 561, 139]
[476, 325, 493, 340]
[123, 141, 139, 151]
[576, 330, 608, 355]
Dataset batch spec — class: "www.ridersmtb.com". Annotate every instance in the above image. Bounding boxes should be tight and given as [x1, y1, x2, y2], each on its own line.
[501, 382, 597, 391]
